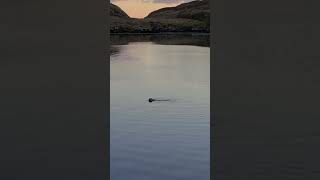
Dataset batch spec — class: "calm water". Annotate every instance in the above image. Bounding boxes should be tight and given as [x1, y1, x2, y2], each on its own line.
[110, 35, 210, 180]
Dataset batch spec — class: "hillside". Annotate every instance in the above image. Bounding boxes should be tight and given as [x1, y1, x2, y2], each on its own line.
[110, 1, 210, 33]
[146, 0, 209, 25]
[110, 3, 129, 18]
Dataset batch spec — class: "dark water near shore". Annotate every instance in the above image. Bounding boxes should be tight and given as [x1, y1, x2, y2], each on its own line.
[110, 34, 210, 180]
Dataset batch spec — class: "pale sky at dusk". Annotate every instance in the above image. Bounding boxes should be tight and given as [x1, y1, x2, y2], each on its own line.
[111, 0, 195, 18]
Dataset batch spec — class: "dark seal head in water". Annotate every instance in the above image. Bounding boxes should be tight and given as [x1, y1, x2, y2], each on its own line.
[148, 98, 171, 103]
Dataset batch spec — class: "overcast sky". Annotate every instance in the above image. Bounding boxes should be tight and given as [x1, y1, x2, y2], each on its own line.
[111, 0, 195, 18]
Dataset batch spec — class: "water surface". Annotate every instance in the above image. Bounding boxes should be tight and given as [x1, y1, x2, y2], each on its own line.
[110, 34, 210, 180]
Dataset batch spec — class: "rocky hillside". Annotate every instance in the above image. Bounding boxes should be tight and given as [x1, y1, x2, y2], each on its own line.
[110, 1, 210, 33]
[110, 3, 129, 18]
[146, 0, 209, 25]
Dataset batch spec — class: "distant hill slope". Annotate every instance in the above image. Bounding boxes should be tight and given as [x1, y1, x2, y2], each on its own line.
[110, 3, 129, 18]
[110, 1, 210, 33]
[146, 0, 209, 23]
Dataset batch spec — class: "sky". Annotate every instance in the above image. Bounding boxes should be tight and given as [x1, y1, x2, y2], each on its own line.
[111, 0, 195, 18]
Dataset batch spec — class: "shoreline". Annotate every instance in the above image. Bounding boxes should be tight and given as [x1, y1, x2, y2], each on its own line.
[110, 32, 210, 35]
[110, 33, 210, 47]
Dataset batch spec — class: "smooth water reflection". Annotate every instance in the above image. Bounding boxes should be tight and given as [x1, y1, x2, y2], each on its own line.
[111, 35, 210, 180]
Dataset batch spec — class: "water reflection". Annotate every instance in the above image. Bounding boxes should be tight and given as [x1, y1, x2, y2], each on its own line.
[110, 34, 209, 56]
[111, 34, 210, 46]
[110, 34, 210, 180]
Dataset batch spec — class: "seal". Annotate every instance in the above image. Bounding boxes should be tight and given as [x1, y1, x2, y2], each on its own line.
[148, 98, 170, 103]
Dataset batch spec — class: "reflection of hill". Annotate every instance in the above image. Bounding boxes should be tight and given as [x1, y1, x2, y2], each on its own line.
[111, 34, 210, 47]
[110, 46, 121, 56]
